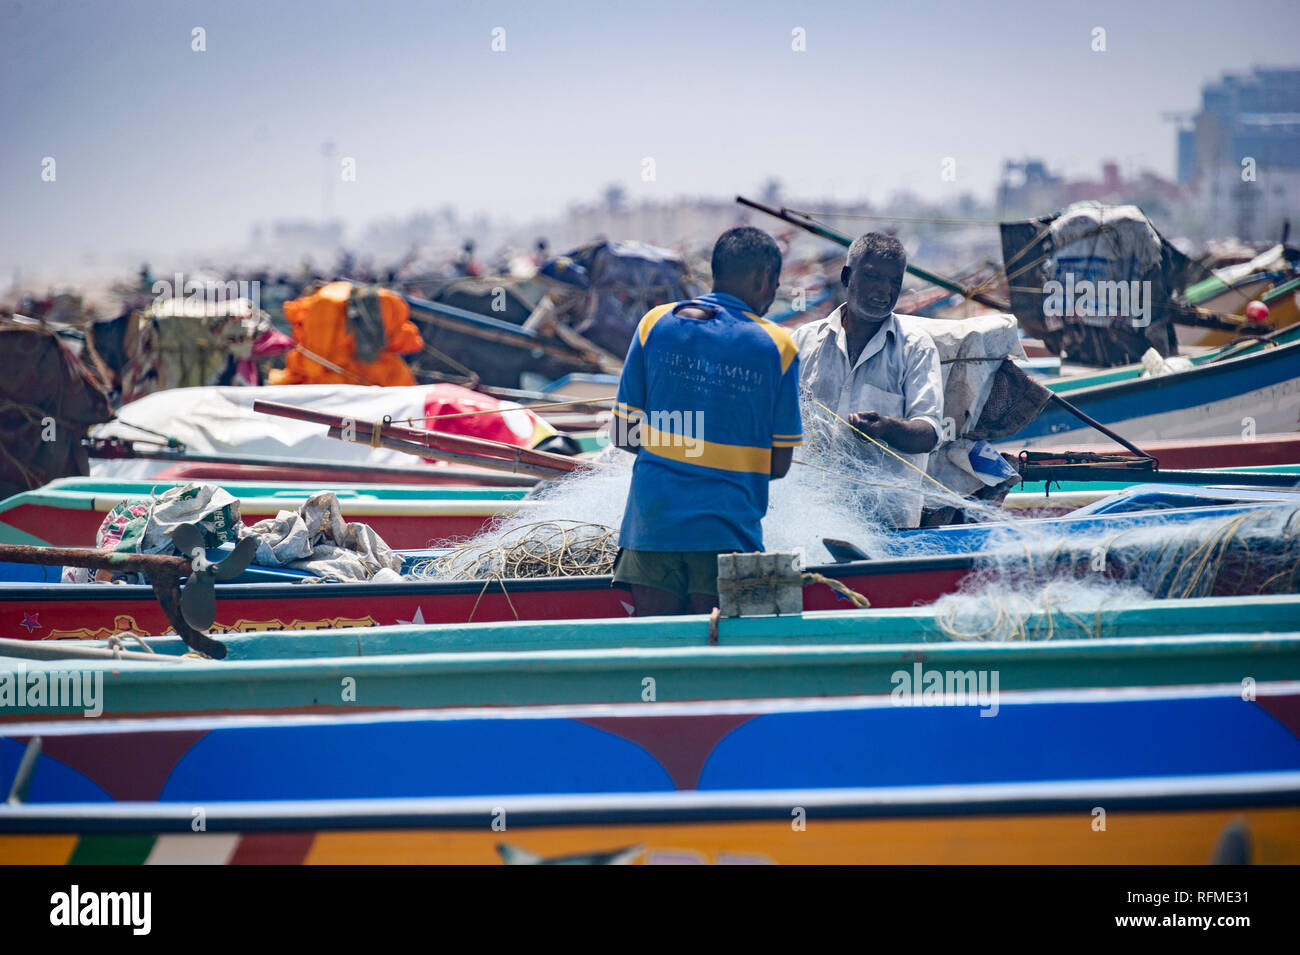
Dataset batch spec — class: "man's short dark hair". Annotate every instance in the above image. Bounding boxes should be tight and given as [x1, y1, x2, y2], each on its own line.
[711, 226, 782, 283]
[845, 232, 907, 274]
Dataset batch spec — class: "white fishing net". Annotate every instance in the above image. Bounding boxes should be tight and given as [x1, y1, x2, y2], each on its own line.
[408, 399, 1300, 642]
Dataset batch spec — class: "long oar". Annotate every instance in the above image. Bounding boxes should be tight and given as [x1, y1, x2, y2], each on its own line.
[736, 195, 1011, 311]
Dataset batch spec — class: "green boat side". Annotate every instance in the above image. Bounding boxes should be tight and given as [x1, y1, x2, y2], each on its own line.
[2, 597, 1296, 717]
[18, 477, 531, 502]
[117, 593, 1300, 658]
[1, 633, 1293, 717]
[1045, 323, 1300, 395]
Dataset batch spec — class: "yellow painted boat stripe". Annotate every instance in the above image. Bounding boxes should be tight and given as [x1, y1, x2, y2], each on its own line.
[0, 834, 79, 864]
[1004, 491, 1110, 509]
[303, 807, 1300, 865]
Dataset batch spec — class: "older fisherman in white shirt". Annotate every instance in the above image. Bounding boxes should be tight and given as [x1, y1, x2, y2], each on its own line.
[791, 233, 944, 528]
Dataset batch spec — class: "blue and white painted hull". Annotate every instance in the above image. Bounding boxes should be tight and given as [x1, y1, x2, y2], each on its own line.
[996, 337, 1300, 449]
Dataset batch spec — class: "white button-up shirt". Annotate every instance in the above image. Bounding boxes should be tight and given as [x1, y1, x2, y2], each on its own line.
[791, 306, 944, 527]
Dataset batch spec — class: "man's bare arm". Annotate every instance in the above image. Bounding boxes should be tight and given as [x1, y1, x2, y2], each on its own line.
[614, 421, 641, 456]
[770, 446, 793, 479]
[848, 412, 939, 454]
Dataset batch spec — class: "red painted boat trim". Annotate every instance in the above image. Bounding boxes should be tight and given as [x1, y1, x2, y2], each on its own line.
[1031, 433, 1300, 469]
[152, 462, 523, 487]
[0, 502, 499, 549]
[0, 560, 973, 642]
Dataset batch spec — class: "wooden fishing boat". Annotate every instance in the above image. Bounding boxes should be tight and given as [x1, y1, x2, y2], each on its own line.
[122, 431, 1300, 496]
[3, 778, 1295, 864]
[1001, 325, 1300, 449]
[1005, 468, 1300, 513]
[2, 686, 1297, 863]
[2, 489, 1295, 640]
[1, 595, 1297, 719]
[0, 478, 532, 549]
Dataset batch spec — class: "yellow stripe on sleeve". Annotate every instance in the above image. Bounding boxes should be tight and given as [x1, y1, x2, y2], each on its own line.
[741, 311, 800, 374]
[637, 303, 678, 346]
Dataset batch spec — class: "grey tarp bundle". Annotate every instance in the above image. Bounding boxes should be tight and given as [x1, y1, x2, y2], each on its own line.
[999, 201, 1211, 366]
[897, 313, 1033, 498]
[239, 491, 404, 582]
[344, 285, 388, 364]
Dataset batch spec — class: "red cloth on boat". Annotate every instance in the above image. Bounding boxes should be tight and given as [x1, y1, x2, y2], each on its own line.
[419, 384, 560, 460]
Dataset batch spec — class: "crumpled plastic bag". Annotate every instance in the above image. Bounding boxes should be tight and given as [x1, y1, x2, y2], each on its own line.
[63, 483, 241, 583]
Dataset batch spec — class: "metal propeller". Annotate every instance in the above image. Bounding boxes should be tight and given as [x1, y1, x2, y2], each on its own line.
[170, 524, 258, 631]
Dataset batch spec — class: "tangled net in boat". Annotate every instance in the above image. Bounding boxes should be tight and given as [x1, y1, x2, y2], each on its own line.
[930, 503, 1300, 642]
[932, 580, 1152, 643]
[411, 520, 619, 580]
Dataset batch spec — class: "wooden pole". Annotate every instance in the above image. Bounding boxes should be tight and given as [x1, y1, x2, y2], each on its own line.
[736, 195, 1011, 311]
[252, 399, 584, 473]
[325, 426, 576, 481]
[0, 543, 191, 576]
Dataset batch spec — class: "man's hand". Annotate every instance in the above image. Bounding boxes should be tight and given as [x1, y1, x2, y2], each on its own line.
[848, 411, 890, 441]
[848, 411, 939, 454]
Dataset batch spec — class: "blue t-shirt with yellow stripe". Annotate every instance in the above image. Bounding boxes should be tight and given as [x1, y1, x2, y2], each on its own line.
[614, 291, 803, 553]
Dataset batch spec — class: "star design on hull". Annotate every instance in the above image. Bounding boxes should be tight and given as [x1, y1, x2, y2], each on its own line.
[19, 612, 40, 634]
[397, 607, 426, 626]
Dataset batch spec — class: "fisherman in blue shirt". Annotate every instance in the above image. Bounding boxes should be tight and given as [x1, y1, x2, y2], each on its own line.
[611, 226, 803, 615]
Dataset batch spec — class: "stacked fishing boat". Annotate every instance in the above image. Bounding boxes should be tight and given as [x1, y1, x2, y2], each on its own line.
[2, 315, 1300, 865]
[2, 483, 1300, 863]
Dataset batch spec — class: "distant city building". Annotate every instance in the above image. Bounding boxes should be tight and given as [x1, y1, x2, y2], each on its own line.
[1175, 67, 1300, 241]
[1179, 67, 1300, 183]
[996, 159, 1182, 219]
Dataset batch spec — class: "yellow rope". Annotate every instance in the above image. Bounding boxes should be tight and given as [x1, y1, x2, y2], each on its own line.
[802, 572, 871, 608]
[466, 574, 520, 623]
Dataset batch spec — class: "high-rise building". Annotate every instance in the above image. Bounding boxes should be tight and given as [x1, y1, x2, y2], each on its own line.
[1177, 67, 1300, 240]
[1178, 68, 1300, 181]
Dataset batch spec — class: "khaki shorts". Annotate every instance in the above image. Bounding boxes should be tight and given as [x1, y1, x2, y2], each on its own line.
[611, 549, 722, 600]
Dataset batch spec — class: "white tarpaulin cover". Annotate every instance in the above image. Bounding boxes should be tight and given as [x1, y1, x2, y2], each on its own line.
[92, 384, 453, 478]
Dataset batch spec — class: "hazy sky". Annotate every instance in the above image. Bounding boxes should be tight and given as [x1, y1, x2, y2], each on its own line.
[3, 0, 1298, 275]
